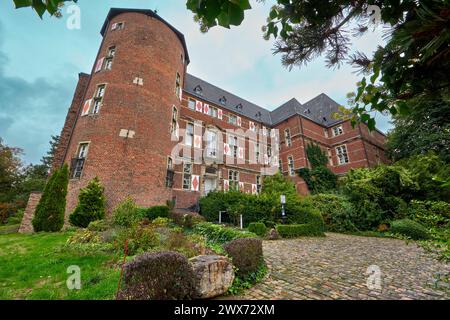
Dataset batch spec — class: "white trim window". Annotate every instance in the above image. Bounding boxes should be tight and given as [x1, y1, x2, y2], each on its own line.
[208, 106, 218, 118]
[188, 98, 196, 110]
[285, 129, 292, 147]
[185, 123, 194, 146]
[287, 156, 295, 176]
[92, 84, 106, 114]
[206, 130, 218, 158]
[256, 175, 262, 194]
[332, 125, 344, 137]
[229, 135, 238, 158]
[336, 145, 349, 165]
[228, 114, 237, 126]
[183, 163, 192, 190]
[175, 72, 181, 99]
[229, 170, 239, 189]
[170, 106, 178, 138]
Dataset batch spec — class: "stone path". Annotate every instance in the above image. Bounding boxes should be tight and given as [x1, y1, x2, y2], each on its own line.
[232, 233, 449, 300]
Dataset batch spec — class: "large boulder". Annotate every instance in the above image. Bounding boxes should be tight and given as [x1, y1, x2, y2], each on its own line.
[190, 255, 235, 299]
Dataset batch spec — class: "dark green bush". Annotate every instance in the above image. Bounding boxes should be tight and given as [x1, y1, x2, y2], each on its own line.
[139, 205, 169, 221]
[32, 164, 69, 232]
[224, 238, 263, 277]
[248, 222, 267, 237]
[117, 251, 196, 300]
[405, 200, 450, 228]
[276, 224, 325, 238]
[193, 222, 256, 245]
[285, 200, 325, 232]
[87, 219, 111, 232]
[69, 177, 106, 228]
[390, 219, 431, 240]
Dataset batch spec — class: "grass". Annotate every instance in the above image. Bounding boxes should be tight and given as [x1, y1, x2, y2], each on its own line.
[0, 232, 121, 300]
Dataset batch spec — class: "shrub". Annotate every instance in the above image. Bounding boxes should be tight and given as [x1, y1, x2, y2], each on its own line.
[69, 177, 106, 228]
[248, 222, 267, 237]
[276, 224, 325, 238]
[0, 203, 15, 225]
[32, 164, 69, 232]
[405, 200, 450, 228]
[117, 251, 196, 300]
[87, 219, 111, 232]
[112, 197, 142, 227]
[193, 222, 256, 245]
[114, 223, 160, 255]
[286, 200, 325, 232]
[139, 205, 169, 221]
[224, 238, 263, 277]
[390, 219, 431, 240]
[171, 211, 205, 228]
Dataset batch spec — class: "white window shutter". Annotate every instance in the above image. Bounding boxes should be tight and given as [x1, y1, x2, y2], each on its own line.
[194, 135, 202, 149]
[237, 116, 242, 126]
[218, 109, 223, 120]
[252, 184, 257, 195]
[81, 99, 92, 116]
[223, 143, 230, 156]
[95, 57, 105, 73]
[238, 147, 244, 159]
[223, 179, 229, 191]
[195, 101, 203, 112]
[191, 175, 200, 192]
[203, 104, 210, 114]
[111, 23, 118, 31]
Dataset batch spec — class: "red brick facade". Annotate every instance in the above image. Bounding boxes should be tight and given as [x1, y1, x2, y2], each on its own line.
[56, 9, 388, 215]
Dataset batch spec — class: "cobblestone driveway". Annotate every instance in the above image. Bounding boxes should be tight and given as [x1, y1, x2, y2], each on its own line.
[233, 233, 449, 300]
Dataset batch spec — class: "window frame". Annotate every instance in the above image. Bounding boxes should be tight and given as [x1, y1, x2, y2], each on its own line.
[284, 129, 292, 147]
[332, 125, 344, 137]
[185, 122, 194, 147]
[182, 162, 192, 190]
[287, 155, 295, 176]
[336, 145, 350, 165]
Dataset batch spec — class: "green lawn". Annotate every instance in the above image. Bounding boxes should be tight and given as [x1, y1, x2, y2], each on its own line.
[0, 232, 120, 300]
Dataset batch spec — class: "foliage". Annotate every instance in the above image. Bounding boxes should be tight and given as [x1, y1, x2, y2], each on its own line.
[308, 194, 358, 232]
[306, 143, 328, 168]
[112, 197, 142, 227]
[113, 222, 160, 256]
[12, 0, 76, 18]
[405, 200, 450, 229]
[0, 138, 23, 204]
[32, 164, 69, 232]
[69, 177, 106, 228]
[285, 200, 326, 232]
[0, 203, 16, 225]
[87, 219, 112, 232]
[298, 166, 337, 194]
[117, 251, 196, 300]
[248, 222, 267, 237]
[261, 172, 297, 197]
[138, 205, 169, 221]
[193, 222, 256, 245]
[227, 261, 268, 296]
[276, 224, 325, 238]
[224, 238, 263, 277]
[389, 219, 431, 240]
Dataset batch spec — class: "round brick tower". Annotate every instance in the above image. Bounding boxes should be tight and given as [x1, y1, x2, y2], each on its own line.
[63, 9, 189, 213]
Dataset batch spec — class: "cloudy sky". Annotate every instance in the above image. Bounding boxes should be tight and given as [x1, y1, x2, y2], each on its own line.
[0, 0, 392, 164]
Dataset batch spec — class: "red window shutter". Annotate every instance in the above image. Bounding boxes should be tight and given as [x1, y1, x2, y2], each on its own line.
[218, 109, 223, 120]
[237, 116, 242, 126]
[195, 101, 203, 112]
[191, 175, 200, 192]
[203, 104, 210, 114]
[81, 99, 92, 116]
[95, 57, 105, 73]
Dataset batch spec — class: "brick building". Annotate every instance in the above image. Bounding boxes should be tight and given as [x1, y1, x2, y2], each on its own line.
[53, 8, 388, 214]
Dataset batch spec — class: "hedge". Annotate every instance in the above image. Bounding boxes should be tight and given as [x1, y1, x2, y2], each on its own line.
[390, 219, 431, 240]
[276, 224, 325, 238]
[248, 222, 267, 237]
[193, 222, 256, 245]
[139, 205, 170, 221]
[224, 238, 263, 277]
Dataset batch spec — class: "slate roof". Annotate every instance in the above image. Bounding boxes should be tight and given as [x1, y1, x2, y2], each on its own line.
[185, 74, 343, 128]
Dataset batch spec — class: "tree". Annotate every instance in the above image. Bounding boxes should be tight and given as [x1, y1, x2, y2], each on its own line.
[40, 135, 60, 172]
[69, 177, 106, 228]
[12, 0, 75, 18]
[261, 172, 297, 197]
[32, 163, 69, 232]
[0, 138, 23, 203]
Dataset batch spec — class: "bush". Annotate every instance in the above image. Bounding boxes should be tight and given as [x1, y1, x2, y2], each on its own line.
[117, 251, 196, 300]
[308, 194, 358, 232]
[276, 224, 325, 238]
[193, 222, 256, 245]
[112, 197, 142, 227]
[114, 222, 160, 255]
[248, 222, 267, 237]
[69, 177, 106, 228]
[224, 238, 263, 277]
[171, 211, 205, 228]
[390, 219, 431, 240]
[87, 219, 111, 232]
[139, 205, 169, 221]
[286, 200, 325, 232]
[32, 164, 69, 232]
[0, 203, 15, 225]
[405, 200, 450, 229]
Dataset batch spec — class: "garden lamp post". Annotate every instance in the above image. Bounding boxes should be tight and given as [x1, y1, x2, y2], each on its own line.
[281, 194, 287, 224]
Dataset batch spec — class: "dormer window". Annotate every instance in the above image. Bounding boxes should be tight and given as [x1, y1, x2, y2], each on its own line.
[322, 117, 327, 122]
[255, 111, 262, 119]
[332, 125, 344, 137]
[304, 109, 311, 114]
[194, 85, 203, 96]
[219, 96, 227, 105]
[235, 103, 243, 111]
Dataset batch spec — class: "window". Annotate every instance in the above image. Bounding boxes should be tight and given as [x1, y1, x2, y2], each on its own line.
[194, 85, 203, 96]
[165, 157, 174, 188]
[328, 148, 333, 166]
[175, 73, 181, 98]
[229, 170, 239, 189]
[229, 135, 238, 158]
[206, 130, 217, 158]
[183, 163, 192, 190]
[104, 46, 116, 71]
[185, 123, 194, 146]
[336, 145, 349, 165]
[285, 129, 292, 147]
[279, 159, 283, 172]
[92, 84, 106, 114]
[219, 96, 227, 105]
[288, 156, 295, 176]
[229, 114, 237, 125]
[208, 106, 218, 118]
[267, 145, 272, 157]
[256, 175, 262, 194]
[112, 22, 125, 31]
[254, 143, 260, 163]
[188, 99, 196, 110]
[71, 143, 89, 179]
[333, 125, 344, 137]
[170, 106, 178, 137]
[324, 128, 329, 138]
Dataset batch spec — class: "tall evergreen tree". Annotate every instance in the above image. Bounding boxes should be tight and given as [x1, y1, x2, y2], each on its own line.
[32, 164, 69, 232]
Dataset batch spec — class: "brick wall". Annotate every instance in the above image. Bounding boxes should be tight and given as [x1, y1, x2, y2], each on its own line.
[19, 192, 42, 234]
